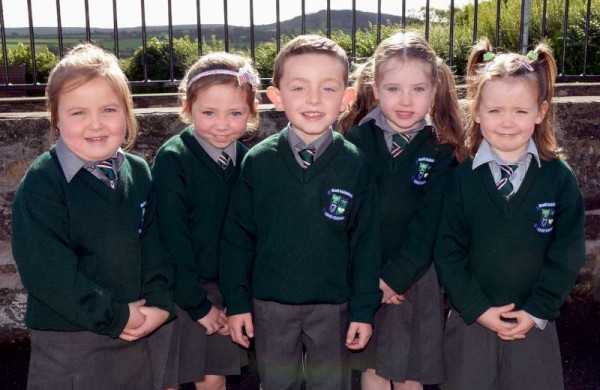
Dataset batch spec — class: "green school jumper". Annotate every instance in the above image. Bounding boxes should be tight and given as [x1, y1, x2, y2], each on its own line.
[345, 120, 457, 292]
[435, 157, 586, 325]
[12, 149, 174, 338]
[152, 126, 247, 320]
[220, 128, 382, 324]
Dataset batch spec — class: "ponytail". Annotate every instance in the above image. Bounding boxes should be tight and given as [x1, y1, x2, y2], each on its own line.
[337, 59, 378, 134]
[431, 58, 467, 161]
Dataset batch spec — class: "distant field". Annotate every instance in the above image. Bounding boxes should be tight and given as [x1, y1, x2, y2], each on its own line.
[4, 34, 148, 58]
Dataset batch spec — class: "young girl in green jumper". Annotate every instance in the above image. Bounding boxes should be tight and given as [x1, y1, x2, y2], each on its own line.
[434, 39, 586, 390]
[151, 52, 260, 390]
[11, 43, 174, 390]
[340, 31, 466, 390]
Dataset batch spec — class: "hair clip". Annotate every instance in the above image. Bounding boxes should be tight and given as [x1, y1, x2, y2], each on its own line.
[483, 52, 496, 62]
[527, 50, 539, 61]
[515, 60, 534, 72]
[187, 67, 259, 92]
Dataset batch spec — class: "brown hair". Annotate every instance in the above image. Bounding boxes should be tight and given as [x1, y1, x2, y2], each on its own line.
[46, 43, 137, 149]
[271, 34, 350, 88]
[341, 31, 466, 160]
[465, 38, 560, 160]
[179, 52, 260, 131]
[337, 59, 376, 134]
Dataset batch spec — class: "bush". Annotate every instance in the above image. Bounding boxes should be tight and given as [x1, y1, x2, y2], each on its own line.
[1, 43, 58, 83]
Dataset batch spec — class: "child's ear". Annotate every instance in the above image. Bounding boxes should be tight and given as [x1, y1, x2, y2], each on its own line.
[469, 101, 481, 124]
[181, 98, 190, 114]
[536, 100, 549, 124]
[266, 86, 283, 111]
[340, 87, 356, 111]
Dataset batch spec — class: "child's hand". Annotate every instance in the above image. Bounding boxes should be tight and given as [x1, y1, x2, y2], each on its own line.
[496, 310, 535, 341]
[379, 279, 405, 305]
[345, 322, 372, 350]
[120, 306, 169, 342]
[119, 299, 146, 341]
[228, 313, 254, 348]
[197, 305, 228, 335]
[476, 303, 517, 334]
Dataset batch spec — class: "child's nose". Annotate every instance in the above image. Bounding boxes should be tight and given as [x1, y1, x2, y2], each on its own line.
[306, 89, 321, 104]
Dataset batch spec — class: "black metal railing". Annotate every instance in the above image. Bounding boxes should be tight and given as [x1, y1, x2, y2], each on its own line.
[1, 0, 598, 92]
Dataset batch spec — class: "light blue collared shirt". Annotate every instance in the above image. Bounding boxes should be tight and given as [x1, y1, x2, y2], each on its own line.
[55, 137, 124, 188]
[193, 131, 238, 167]
[286, 123, 333, 168]
[359, 106, 436, 152]
[473, 139, 541, 196]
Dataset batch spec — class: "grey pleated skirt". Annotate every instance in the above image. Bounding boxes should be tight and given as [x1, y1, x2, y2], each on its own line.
[27, 329, 153, 390]
[350, 265, 444, 384]
[155, 280, 249, 386]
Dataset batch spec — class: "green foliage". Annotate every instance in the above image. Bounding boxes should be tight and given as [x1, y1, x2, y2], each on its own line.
[1, 42, 58, 83]
[124, 35, 197, 82]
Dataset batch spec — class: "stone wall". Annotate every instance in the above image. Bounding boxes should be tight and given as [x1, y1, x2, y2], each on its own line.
[0, 97, 599, 340]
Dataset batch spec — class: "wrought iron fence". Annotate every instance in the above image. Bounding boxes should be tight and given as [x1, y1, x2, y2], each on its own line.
[0, 0, 598, 93]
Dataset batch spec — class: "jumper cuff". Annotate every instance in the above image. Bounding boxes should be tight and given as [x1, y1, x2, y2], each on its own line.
[224, 295, 252, 316]
[184, 300, 213, 322]
[106, 303, 134, 338]
[459, 295, 493, 325]
[380, 261, 414, 294]
[144, 290, 176, 318]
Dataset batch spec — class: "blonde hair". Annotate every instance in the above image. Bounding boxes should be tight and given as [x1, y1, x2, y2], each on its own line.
[179, 52, 260, 131]
[341, 31, 467, 161]
[465, 38, 560, 160]
[46, 43, 137, 149]
[271, 35, 350, 88]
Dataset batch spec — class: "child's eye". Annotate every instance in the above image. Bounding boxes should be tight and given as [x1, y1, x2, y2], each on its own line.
[323, 87, 336, 92]
[203, 111, 214, 116]
[231, 111, 243, 117]
[488, 109, 500, 113]
[517, 110, 528, 114]
[104, 107, 117, 113]
[71, 111, 84, 116]
[292, 86, 305, 92]
[414, 87, 425, 92]
[386, 87, 398, 93]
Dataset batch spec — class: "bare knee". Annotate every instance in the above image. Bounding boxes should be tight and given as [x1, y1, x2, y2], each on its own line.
[392, 380, 423, 390]
[361, 369, 391, 390]
[194, 374, 226, 390]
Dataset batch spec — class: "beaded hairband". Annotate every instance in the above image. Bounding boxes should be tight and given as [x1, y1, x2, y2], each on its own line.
[187, 67, 259, 92]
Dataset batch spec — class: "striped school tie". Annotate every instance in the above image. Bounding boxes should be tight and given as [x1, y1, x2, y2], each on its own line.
[218, 150, 230, 170]
[96, 159, 117, 180]
[391, 133, 410, 157]
[497, 164, 518, 196]
[298, 147, 316, 169]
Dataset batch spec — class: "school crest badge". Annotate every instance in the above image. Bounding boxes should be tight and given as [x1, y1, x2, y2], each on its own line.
[323, 188, 353, 221]
[412, 157, 435, 185]
[534, 202, 555, 233]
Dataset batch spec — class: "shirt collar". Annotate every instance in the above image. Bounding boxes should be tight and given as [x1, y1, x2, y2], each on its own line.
[359, 106, 435, 136]
[193, 130, 238, 166]
[55, 137, 125, 182]
[472, 139, 541, 170]
[286, 122, 333, 159]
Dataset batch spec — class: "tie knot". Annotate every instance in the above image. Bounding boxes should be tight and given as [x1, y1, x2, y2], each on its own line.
[391, 133, 410, 157]
[499, 164, 518, 179]
[298, 147, 316, 168]
[96, 159, 117, 180]
[218, 150, 231, 170]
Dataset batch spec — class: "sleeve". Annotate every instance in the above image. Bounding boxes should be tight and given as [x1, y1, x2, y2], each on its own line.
[219, 159, 258, 316]
[152, 150, 210, 321]
[139, 189, 175, 318]
[521, 166, 586, 320]
[11, 178, 129, 337]
[348, 164, 384, 324]
[381, 147, 457, 293]
[434, 169, 493, 324]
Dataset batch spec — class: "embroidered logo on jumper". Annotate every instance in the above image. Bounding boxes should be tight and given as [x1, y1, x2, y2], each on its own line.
[138, 200, 147, 234]
[412, 157, 435, 185]
[323, 188, 353, 221]
[534, 202, 555, 233]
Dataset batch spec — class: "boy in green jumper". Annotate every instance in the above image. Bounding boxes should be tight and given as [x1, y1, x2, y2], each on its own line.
[220, 35, 382, 389]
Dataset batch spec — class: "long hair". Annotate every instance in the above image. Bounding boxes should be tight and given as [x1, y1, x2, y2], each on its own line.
[342, 31, 466, 160]
[465, 38, 560, 160]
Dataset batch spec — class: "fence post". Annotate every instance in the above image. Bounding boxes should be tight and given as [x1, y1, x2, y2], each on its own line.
[520, 0, 532, 53]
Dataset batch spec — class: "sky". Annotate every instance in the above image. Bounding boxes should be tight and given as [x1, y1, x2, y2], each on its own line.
[2, 0, 473, 29]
